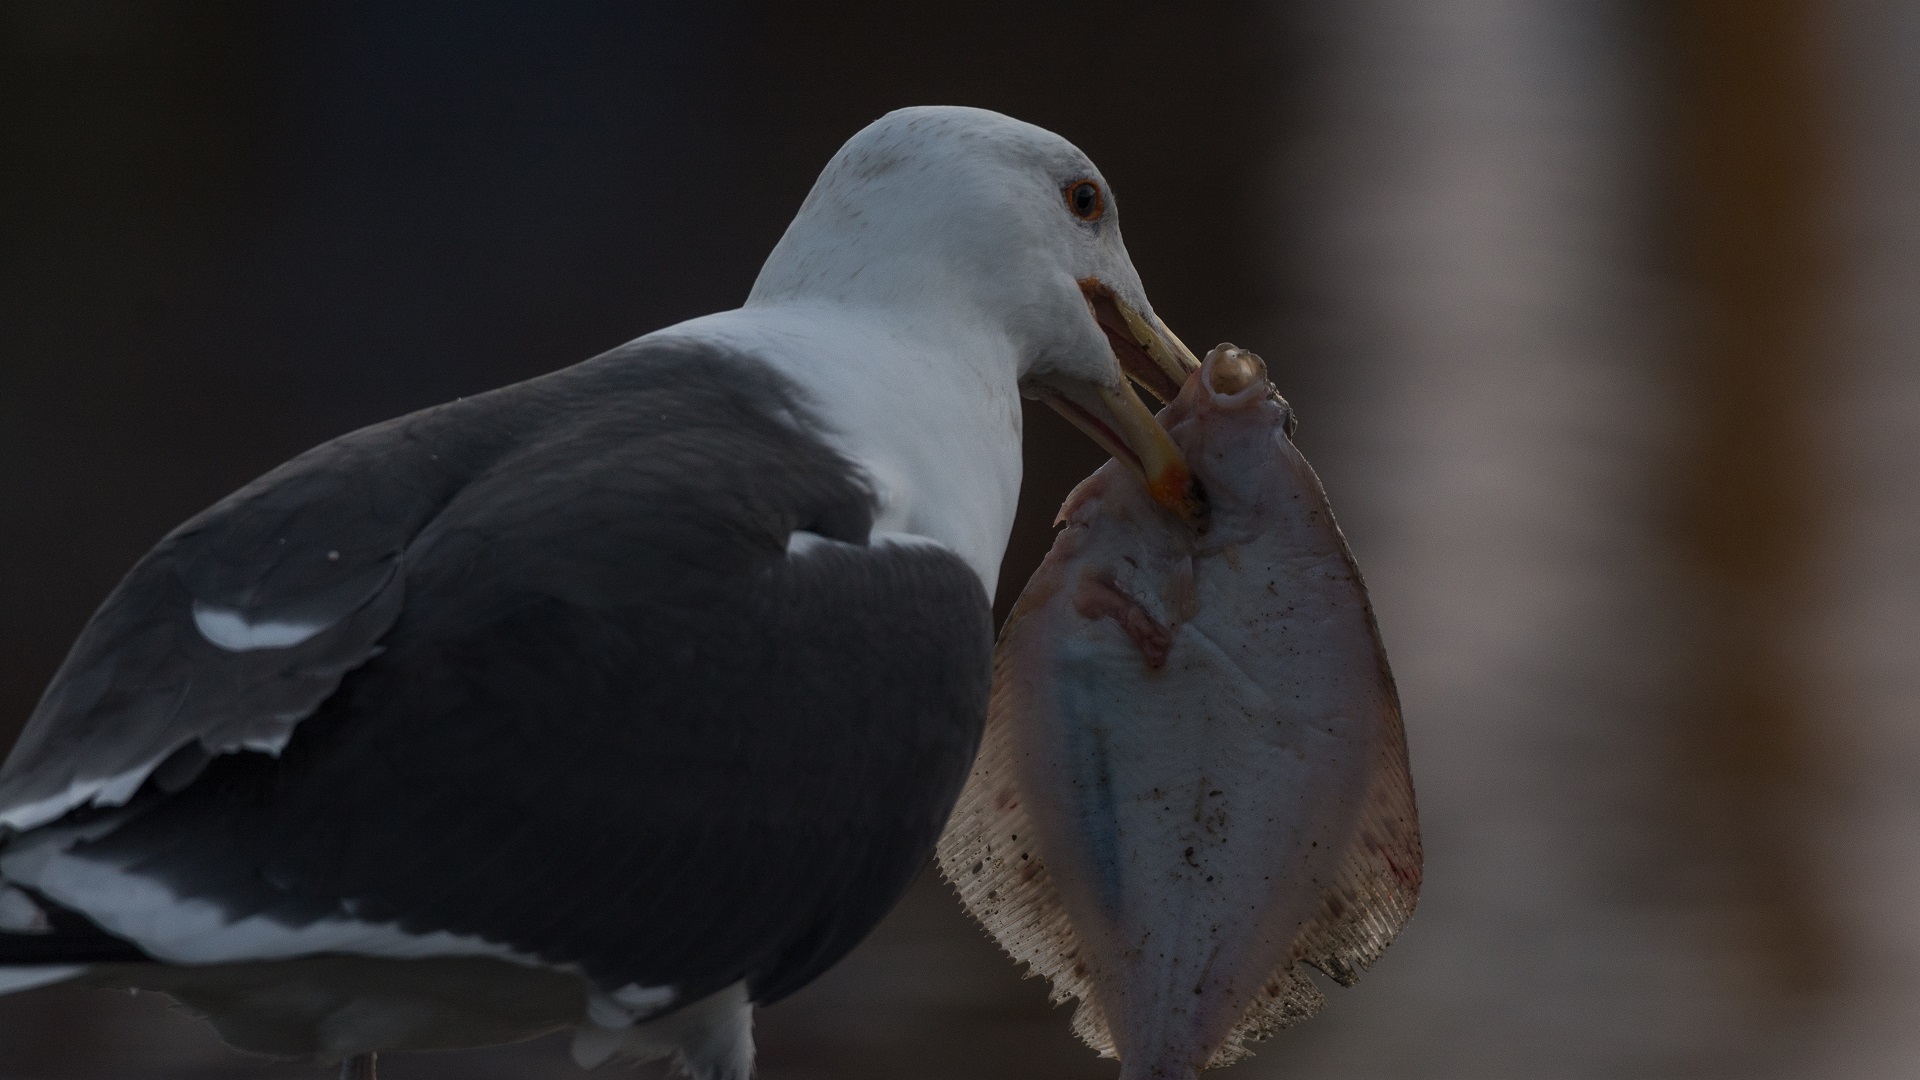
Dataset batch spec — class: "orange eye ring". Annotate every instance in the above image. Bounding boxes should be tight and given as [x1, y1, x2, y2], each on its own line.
[1064, 179, 1105, 222]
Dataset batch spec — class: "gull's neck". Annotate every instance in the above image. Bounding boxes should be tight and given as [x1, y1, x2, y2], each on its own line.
[648, 299, 1025, 599]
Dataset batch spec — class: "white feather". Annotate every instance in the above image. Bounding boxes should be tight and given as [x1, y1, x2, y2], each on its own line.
[785, 529, 831, 556]
[585, 982, 676, 1028]
[572, 980, 752, 1080]
[0, 768, 161, 832]
[0, 884, 50, 934]
[660, 308, 1019, 598]
[191, 601, 332, 652]
[0, 966, 84, 995]
[787, 528, 956, 560]
[0, 836, 540, 969]
[869, 530, 952, 552]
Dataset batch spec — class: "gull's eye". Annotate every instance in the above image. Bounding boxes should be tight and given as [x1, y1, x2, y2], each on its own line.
[1065, 179, 1105, 222]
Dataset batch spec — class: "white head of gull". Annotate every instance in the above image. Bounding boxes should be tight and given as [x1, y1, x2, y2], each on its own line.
[659, 105, 1205, 592]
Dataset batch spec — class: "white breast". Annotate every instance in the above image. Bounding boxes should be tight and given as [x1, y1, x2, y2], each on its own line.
[651, 303, 1026, 598]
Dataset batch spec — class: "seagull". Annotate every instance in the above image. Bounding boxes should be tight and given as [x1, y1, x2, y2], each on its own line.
[0, 105, 1205, 1080]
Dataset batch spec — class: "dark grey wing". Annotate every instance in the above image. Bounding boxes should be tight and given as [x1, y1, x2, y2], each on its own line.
[0, 397, 515, 833]
[16, 340, 994, 1008]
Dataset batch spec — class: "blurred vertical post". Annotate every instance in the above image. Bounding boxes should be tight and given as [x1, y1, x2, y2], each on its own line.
[1661, 0, 1838, 1001]
[1804, 2, 1920, 1077]
[1252, 1, 1770, 1076]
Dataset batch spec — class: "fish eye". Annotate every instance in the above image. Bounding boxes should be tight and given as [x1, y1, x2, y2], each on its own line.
[1065, 179, 1105, 222]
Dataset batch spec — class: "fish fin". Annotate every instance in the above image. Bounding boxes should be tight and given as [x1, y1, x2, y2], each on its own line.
[1207, 691, 1423, 1068]
[936, 673, 1118, 1058]
[1206, 969, 1325, 1067]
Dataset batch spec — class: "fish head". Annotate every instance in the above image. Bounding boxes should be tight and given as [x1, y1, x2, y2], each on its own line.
[1155, 345, 1314, 551]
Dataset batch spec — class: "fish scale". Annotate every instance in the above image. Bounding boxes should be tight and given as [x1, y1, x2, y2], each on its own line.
[940, 345, 1420, 1079]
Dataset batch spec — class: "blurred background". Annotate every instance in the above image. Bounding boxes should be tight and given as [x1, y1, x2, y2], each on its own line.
[2, 1, 1916, 1077]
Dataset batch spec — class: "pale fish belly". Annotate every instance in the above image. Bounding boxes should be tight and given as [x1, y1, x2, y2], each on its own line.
[940, 346, 1419, 1080]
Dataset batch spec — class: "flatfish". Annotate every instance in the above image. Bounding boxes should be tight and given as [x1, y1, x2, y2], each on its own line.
[938, 345, 1419, 1079]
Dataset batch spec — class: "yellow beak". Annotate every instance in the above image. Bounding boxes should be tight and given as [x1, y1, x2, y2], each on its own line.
[1077, 277, 1203, 403]
[1028, 280, 1209, 528]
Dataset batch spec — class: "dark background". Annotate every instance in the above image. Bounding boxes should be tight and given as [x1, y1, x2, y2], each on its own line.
[6, 2, 1916, 1078]
[0, 0, 1287, 688]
